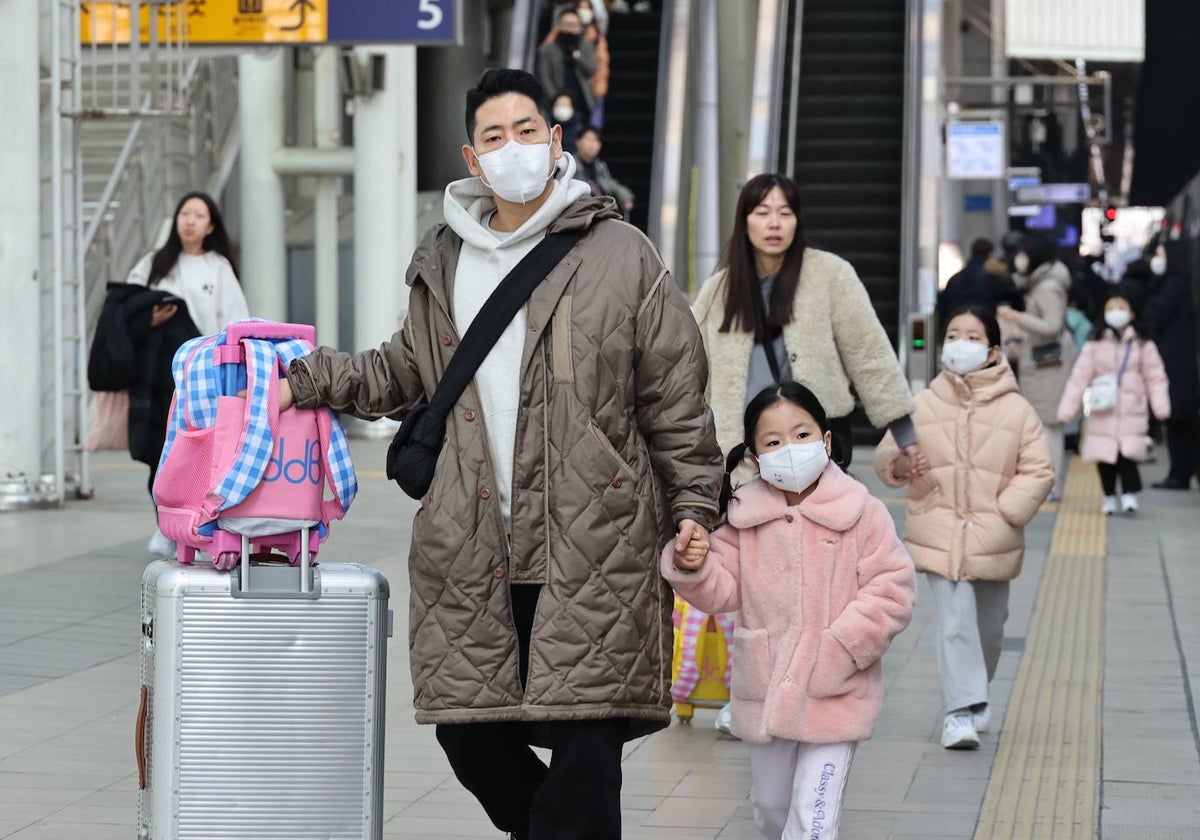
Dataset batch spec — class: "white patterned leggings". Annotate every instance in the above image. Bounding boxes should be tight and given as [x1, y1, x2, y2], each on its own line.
[749, 739, 856, 840]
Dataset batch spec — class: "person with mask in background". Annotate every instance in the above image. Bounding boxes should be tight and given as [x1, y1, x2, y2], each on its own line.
[874, 306, 1053, 750]
[998, 231, 1075, 500]
[1139, 243, 1199, 489]
[572, 127, 634, 219]
[538, 7, 601, 128]
[550, 90, 585, 154]
[277, 68, 723, 840]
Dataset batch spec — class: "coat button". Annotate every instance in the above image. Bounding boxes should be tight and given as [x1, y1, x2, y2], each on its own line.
[705, 514, 715, 524]
[441, 335, 452, 346]
[464, 409, 476, 421]
[492, 567, 505, 579]
[612, 477, 623, 489]
[480, 487, 492, 500]
[785, 514, 794, 523]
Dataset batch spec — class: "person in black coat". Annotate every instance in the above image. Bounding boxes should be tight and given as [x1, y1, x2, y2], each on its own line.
[937, 238, 1024, 327]
[1138, 243, 1199, 489]
[89, 283, 199, 492]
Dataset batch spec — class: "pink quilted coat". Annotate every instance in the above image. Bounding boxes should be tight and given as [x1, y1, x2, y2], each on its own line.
[661, 464, 916, 744]
[1057, 328, 1171, 464]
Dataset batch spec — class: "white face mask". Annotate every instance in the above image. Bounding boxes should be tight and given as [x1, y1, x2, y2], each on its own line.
[941, 339, 991, 375]
[756, 441, 829, 494]
[552, 105, 575, 123]
[1105, 309, 1131, 330]
[1150, 255, 1167, 276]
[1014, 253, 1030, 275]
[577, 8, 594, 24]
[474, 141, 554, 204]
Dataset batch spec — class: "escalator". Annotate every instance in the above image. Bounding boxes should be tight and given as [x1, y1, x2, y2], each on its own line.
[778, 0, 908, 349]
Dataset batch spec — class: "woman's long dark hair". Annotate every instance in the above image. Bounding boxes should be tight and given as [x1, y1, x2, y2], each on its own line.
[718, 173, 808, 339]
[148, 191, 239, 287]
[1021, 231, 1057, 276]
[718, 380, 843, 513]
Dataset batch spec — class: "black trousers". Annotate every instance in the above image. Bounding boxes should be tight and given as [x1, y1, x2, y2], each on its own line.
[1164, 416, 1200, 484]
[436, 583, 626, 839]
[1098, 455, 1142, 496]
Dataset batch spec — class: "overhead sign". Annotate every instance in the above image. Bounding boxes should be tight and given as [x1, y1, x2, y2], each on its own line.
[946, 121, 1005, 180]
[1015, 183, 1092, 204]
[81, 0, 460, 45]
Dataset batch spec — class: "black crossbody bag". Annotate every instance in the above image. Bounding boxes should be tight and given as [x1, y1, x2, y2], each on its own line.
[386, 230, 584, 499]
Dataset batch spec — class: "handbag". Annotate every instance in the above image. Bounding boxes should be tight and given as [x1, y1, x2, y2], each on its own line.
[85, 389, 130, 451]
[1031, 341, 1063, 368]
[385, 230, 585, 499]
[1083, 342, 1133, 417]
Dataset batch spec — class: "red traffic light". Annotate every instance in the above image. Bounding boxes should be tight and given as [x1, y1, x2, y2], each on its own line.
[1104, 207, 1118, 222]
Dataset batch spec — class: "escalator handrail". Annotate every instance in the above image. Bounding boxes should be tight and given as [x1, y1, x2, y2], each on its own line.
[508, 0, 541, 71]
[648, 0, 694, 275]
[745, 0, 792, 178]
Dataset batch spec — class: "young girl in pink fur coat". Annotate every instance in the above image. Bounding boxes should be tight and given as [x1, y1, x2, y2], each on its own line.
[663, 381, 916, 840]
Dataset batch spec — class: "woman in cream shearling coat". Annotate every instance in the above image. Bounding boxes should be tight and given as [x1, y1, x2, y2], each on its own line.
[693, 174, 919, 468]
[874, 306, 1053, 750]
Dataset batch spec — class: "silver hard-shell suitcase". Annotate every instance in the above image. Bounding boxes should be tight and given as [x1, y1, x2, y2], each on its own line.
[137, 552, 391, 839]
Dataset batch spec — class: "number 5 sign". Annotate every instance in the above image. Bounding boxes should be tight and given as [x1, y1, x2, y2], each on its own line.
[327, 0, 460, 43]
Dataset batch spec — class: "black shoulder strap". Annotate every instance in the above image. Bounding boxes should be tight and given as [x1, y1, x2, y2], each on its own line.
[750, 278, 784, 383]
[427, 229, 585, 417]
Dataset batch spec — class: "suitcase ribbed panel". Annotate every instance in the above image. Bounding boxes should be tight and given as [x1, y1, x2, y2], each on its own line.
[174, 593, 376, 839]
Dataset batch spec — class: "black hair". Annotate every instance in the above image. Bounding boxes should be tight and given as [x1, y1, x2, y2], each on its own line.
[148, 191, 239, 287]
[944, 304, 1002, 349]
[969, 238, 994, 259]
[1020, 231, 1057, 274]
[577, 126, 602, 143]
[718, 173, 808, 338]
[557, 7, 581, 21]
[718, 380, 842, 513]
[464, 68, 553, 141]
[1088, 279, 1152, 342]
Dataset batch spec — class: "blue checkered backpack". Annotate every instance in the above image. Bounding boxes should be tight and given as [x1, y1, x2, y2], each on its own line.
[153, 320, 357, 568]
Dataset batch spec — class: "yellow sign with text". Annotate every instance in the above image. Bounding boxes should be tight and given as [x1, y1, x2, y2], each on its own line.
[81, 0, 327, 45]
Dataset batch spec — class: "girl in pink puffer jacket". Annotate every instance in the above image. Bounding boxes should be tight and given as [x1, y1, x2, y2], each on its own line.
[663, 381, 915, 840]
[1057, 282, 1171, 515]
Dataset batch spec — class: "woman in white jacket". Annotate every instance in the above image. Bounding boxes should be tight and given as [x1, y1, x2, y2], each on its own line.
[127, 191, 249, 557]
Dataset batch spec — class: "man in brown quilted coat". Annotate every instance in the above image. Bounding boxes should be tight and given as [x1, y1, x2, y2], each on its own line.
[282, 69, 722, 839]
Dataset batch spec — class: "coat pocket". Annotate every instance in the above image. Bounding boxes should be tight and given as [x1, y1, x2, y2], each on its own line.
[731, 627, 772, 702]
[807, 630, 865, 699]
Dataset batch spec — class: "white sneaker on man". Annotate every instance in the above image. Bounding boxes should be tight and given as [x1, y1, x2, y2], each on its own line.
[1101, 496, 1119, 515]
[972, 704, 991, 733]
[1120, 493, 1139, 514]
[941, 712, 980, 750]
[148, 528, 176, 559]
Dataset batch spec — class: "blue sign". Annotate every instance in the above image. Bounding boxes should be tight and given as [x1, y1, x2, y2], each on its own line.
[964, 194, 994, 212]
[328, 0, 460, 44]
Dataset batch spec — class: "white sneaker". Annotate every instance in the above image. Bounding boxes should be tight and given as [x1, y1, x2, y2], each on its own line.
[1120, 493, 1139, 514]
[714, 702, 734, 736]
[148, 528, 176, 558]
[941, 712, 980, 750]
[972, 704, 991, 733]
[1101, 496, 1119, 515]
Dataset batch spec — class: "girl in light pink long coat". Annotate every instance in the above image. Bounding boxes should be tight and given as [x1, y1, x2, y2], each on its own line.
[663, 382, 915, 840]
[1057, 286, 1170, 514]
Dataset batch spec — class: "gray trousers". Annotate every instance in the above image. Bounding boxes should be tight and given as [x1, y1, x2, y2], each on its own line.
[927, 574, 1011, 714]
[1043, 424, 1066, 499]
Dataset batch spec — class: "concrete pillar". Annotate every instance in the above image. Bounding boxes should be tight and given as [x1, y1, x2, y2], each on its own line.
[0, 0, 48, 510]
[693, 0, 721, 289]
[238, 50, 288, 320]
[716, 0, 758, 238]
[353, 45, 417, 348]
[313, 46, 341, 348]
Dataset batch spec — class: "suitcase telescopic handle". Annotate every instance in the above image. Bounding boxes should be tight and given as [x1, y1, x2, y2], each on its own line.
[135, 685, 148, 790]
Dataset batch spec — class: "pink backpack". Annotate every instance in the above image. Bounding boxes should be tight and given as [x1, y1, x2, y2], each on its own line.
[153, 322, 354, 569]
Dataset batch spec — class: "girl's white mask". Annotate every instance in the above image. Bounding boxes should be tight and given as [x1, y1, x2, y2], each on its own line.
[756, 441, 829, 494]
[941, 339, 990, 375]
[1105, 309, 1131, 330]
[475, 141, 554, 204]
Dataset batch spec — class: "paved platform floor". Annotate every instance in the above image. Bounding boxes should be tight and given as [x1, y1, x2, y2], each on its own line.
[0, 440, 1197, 838]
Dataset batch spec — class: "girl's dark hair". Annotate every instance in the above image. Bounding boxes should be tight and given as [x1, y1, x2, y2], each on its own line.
[1021, 231, 1057, 274]
[718, 380, 841, 513]
[1088, 280, 1152, 342]
[944, 304, 1002, 348]
[718, 173, 807, 339]
[148, 192, 239, 287]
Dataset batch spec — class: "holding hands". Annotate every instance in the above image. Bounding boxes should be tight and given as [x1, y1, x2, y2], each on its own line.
[672, 519, 710, 572]
[892, 443, 930, 481]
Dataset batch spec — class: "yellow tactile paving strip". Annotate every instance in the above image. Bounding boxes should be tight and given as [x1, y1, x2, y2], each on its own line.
[973, 457, 1105, 840]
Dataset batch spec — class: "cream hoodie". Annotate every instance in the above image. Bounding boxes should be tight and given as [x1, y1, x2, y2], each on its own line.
[442, 151, 591, 526]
